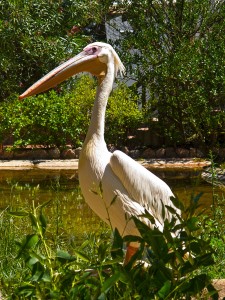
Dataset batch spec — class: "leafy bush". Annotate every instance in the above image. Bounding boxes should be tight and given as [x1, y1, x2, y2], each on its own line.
[117, 0, 225, 149]
[0, 0, 91, 101]
[0, 76, 143, 148]
[0, 0, 116, 102]
[106, 83, 142, 145]
[1, 191, 220, 299]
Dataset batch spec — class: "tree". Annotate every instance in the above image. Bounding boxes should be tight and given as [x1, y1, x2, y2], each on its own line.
[114, 0, 225, 150]
[0, 0, 113, 101]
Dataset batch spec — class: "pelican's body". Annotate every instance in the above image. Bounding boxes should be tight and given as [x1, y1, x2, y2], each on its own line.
[19, 42, 180, 258]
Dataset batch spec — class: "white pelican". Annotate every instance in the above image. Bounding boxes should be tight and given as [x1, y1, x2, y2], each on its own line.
[19, 42, 181, 263]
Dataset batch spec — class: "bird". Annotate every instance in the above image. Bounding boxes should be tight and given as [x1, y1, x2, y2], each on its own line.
[19, 42, 181, 264]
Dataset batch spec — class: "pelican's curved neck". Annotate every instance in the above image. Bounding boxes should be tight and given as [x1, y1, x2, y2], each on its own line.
[85, 62, 115, 142]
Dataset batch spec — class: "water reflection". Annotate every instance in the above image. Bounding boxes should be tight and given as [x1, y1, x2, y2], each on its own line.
[0, 168, 223, 239]
[148, 167, 217, 209]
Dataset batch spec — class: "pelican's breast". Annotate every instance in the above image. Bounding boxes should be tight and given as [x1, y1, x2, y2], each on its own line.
[78, 138, 112, 222]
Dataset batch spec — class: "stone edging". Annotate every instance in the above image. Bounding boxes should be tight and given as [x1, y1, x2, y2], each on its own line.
[0, 159, 79, 170]
[0, 158, 210, 170]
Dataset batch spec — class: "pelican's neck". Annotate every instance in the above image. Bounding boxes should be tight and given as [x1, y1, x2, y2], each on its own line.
[85, 62, 115, 142]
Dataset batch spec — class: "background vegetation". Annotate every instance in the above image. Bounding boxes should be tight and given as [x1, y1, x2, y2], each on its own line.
[0, 76, 142, 147]
[116, 0, 225, 150]
[0, 0, 225, 151]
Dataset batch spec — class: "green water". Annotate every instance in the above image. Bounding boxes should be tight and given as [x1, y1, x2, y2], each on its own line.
[0, 167, 223, 240]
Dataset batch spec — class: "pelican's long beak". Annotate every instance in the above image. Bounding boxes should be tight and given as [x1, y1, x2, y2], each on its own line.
[19, 51, 106, 99]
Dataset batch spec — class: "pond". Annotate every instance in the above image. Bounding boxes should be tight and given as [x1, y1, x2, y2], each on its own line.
[0, 167, 223, 242]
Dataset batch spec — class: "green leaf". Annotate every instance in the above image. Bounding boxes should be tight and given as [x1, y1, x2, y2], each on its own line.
[165, 205, 177, 215]
[111, 228, 123, 259]
[8, 211, 29, 217]
[28, 257, 39, 266]
[26, 234, 39, 249]
[186, 274, 210, 294]
[39, 199, 52, 209]
[158, 280, 171, 298]
[39, 213, 47, 234]
[98, 242, 108, 261]
[98, 293, 106, 300]
[17, 234, 39, 258]
[110, 195, 117, 206]
[56, 250, 74, 261]
[29, 213, 38, 230]
[30, 268, 43, 282]
[42, 270, 51, 282]
[192, 192, 204, 204]
[79, 240, 90, 250]
[170, 196, 184, 211]
[101, 272, 121, 293]
[102, 257, 122, 266]
[186, 217, 199, 231]
[73, 250, 90, 262]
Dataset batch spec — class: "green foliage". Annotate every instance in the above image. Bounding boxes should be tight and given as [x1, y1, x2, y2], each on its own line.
[0, 0, 112, 101]
[0, 1, 82, 100]
[1, 0, 225, 150]
[200, 153, 225, 279]
[0, 76, 143, 148]
[106, 83, 143, 144]
[0, 90, 86, 148]
[116, 0, 225, 149]
[0, 189, 221, 299]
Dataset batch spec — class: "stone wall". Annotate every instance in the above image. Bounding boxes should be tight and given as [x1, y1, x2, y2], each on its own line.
[0, 145, 207, 160]
[1, 144, 225, 160]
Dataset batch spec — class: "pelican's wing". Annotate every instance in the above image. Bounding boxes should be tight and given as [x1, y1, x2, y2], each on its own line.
[110, 150, 174, 223]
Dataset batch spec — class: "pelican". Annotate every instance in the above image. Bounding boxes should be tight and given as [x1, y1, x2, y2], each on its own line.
[19, 42, 180, 263]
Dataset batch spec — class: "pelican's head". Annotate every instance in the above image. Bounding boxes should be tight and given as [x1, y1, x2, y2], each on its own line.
[19, 42, 125, 99]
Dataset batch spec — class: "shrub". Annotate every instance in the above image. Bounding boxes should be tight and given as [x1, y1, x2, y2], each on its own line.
[106, 83, 143, 145]
[0, 91, 86, 148]
[0, 76, 143, 148]
[117, 0, 225, 150]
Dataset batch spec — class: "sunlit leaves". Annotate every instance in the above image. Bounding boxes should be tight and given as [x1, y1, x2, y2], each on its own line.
[0, 75, 144, 148]
[116, 0, 225, 149]
[0, 0, 89, 101]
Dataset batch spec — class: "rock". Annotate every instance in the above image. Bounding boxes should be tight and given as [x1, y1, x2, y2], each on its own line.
[212, 279, 225, 299]
[165, 147, 177, 158]
[61, 148, 76, 159]
[176, 148, 190, 158]
[189, 148, 197, 157]
[155, 148, 166, 158]
[201, 167, 225, 185]
[0, 149, 14, 159]
[196, 149, 204, 158]
[121, 146, 129, 155]
[31, 149, 49, 159]
[48, 147, 60, 159]
[129, 149, 140, 159]
[142, 148, 156, 159]
[13, 149, 49, 159]
[108, 144, 117, 153]
[74, 147, 82, 158]
[218, 148, 225, 159]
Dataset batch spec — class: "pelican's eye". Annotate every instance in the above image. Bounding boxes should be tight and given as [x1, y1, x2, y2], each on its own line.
[92, 46, 98, 53]
[85, 46, 99, 55]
